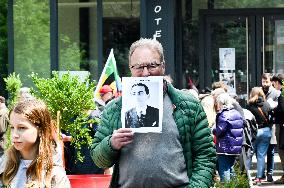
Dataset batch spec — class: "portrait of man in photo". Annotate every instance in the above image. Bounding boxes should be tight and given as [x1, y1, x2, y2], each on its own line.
[125, 82, 159, 128]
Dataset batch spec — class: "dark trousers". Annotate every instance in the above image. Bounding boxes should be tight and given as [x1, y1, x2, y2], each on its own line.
[266, 144, 276, 175]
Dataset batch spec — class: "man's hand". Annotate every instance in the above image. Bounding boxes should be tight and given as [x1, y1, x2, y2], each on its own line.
[111, 128, 134, 150]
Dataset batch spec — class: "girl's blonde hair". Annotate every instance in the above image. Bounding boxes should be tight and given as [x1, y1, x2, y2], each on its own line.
[3, 99, 56, 187]
[248, 87, 266, 104]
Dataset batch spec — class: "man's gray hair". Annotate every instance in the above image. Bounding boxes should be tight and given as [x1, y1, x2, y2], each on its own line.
[216, 93, 234, 109]
[128, 38, 165, 64]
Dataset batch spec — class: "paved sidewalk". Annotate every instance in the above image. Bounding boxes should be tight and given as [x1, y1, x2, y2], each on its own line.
[252, 177, 284, 187]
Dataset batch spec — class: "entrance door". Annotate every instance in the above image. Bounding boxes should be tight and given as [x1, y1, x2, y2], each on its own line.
[199, 9, 284, 106]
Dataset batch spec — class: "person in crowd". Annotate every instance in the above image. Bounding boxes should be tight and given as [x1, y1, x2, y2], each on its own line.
[91, 38, 216, 187]
[163, 74, 174, 84]
[247, 87, 272, 185]
[93, 84, 115, 113]
[210, 87, 254, 184]
[213, 93, 243, 183]
[97, 85, 114, 107]
[211, 85, 254, 184]
[90, 84, 115, 120]
[182, 89, 199, 101]
[0, 99, 70, 187]
[187, 77, 198, 93]
[125, 82, 159, 128]
[211, 88, 226, 101]
[199, 90, 216, 128]
[271, 73, 284, 184]
[241, 108, 258, 187]
[212, 81, 228, 92]
[0, 96, 8, 157]
[260, 73, 281, 182]
[211, 87, 244, 118]
[18, 87, 34, 102]
[90, 84, 115, 134]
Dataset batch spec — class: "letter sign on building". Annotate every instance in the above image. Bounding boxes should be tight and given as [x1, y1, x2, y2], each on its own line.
[140, 0, 175, 78]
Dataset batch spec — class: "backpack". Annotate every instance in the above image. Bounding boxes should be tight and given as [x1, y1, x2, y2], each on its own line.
[242, 109, 258, 148]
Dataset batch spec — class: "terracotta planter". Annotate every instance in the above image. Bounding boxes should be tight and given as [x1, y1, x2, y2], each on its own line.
[67, 174, 111, 188]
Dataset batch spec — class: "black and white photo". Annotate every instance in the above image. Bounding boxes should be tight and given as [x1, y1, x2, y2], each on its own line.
[121, 76, 163, 133]
[219, 48, 235, 70]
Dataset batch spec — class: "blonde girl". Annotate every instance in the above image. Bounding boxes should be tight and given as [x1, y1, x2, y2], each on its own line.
[247, 87, 272, 185]
[0, 99, 70, 188]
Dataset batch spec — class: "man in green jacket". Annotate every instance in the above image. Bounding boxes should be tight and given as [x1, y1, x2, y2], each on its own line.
[91, 38, 216, 187]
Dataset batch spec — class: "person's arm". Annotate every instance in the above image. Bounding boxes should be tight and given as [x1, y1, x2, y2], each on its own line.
[51, 166, 71, 188]
[267, 98, 278, 109]
[277, 94, 284, 113]
[90, 104, 120, 169]
[274, 94, 284, 124]
[214, 112, 228, 137]
[187, 102, 216, 188]
[90, 98, 133, 168]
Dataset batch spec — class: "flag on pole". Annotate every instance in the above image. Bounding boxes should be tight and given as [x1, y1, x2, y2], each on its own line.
[94, 49, 122, 100]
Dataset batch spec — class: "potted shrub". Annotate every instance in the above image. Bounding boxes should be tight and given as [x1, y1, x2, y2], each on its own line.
[30, 72, 96, 162]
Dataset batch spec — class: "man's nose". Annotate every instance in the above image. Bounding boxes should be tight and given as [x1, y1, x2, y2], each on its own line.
[141, 67, 150, 77]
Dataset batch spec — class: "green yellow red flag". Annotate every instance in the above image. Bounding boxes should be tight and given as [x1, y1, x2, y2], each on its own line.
[94, 49, 122, 100]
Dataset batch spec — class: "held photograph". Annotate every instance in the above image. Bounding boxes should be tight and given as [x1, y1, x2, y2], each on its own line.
[121, 76, 163, 133]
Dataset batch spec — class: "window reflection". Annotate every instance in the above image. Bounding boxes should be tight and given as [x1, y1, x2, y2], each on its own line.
[103, 0, 140, 77]
[58, 0, 98, 80]
[14, 0, 50, 86]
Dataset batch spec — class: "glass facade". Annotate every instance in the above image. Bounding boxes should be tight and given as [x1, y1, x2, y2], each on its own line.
[263, 16, 284, 73]
[214, 0, 284, 8]
[181, 0, 207, 89]
[7, 0, 140, 88]
[57, 0, 140, 81]
[2, 0, 284, 93]
[0, 0, 8, 96]
[181, 0, 284, 91]
[208, 16, 249, 106]
[58, 0, 98, 80]
[13, 0, 50, 86]
[103, 0, 140, 77]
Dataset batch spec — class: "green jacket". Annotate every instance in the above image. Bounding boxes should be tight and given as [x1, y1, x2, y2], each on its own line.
[91, 83, 216, 187]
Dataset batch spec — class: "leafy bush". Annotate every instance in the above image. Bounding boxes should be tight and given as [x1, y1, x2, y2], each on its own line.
[30, 72, 96, 161]
[214, 162, 250, 188]
[3, 72, 22, 109]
